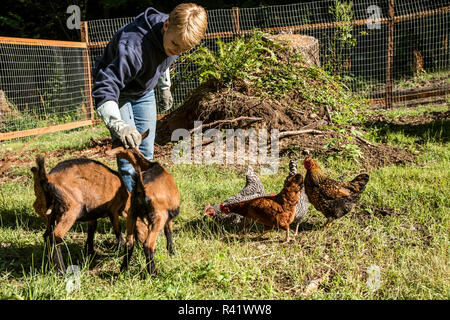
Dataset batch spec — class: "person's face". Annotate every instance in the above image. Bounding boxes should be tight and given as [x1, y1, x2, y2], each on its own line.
[162, 19, 192, 56]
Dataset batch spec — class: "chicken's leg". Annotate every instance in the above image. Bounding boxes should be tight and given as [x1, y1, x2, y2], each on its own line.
[284, 228, 291, 243]
[323, 217, 333, 228]
[294, 222, 300, 236]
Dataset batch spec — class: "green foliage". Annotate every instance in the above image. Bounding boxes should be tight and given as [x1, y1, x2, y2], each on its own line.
[323, 0, 368, 83]
[0, 108, 82, 133]
[323, 0, 356, 75]
[178, 31, 278, 87]
[323, 134, 363, 163]
[254, 48, 367, 125]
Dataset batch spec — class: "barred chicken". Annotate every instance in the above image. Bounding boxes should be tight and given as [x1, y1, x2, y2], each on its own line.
[284, 159, 310, 235]
[220, 173, 304, 242]
[204, 166, 266, 226]
[303, 157, 369, 225]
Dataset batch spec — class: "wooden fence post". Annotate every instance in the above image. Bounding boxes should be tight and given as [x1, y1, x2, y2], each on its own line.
[80, 21, 95, 121]
[232, 7, 240, 35]
[385, 0, 395, 109]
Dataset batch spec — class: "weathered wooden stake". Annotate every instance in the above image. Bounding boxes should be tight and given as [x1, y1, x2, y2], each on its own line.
[386, 0, 395, 109]
[232, 7, 240, 35]
[80, 21, 95, 120]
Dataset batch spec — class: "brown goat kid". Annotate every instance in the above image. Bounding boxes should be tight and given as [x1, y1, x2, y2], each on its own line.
[107, 147, 180, 275]
[31, 155, 129, 273]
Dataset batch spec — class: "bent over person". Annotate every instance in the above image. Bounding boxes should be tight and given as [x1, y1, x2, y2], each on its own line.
[92, 3, 208, 191]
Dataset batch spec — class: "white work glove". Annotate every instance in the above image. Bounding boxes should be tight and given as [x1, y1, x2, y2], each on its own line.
[97, 101, 142, 149]
[159, 89, 173, 111]
[157, 68, 173, 111]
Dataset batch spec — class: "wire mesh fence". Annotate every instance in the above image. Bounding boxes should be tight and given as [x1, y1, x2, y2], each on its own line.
[0, 37, 93, 140]
[1, 1, 449, 141]
[86, 0, 449, 111]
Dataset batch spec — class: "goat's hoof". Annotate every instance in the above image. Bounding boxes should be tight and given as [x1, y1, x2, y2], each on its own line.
[148, 269, 158, 277]
[116, 239, 125, 251]
[120, 262, 128, 272]
[84, 249, 96, 259]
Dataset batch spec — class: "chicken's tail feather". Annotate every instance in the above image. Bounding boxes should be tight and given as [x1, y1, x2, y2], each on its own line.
[350, 174, 370, 192]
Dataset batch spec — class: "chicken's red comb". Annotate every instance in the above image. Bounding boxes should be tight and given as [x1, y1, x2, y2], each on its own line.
[219, 203, 225, 210]
[304, 157, 314, 169]
[204, 204, 211, 213]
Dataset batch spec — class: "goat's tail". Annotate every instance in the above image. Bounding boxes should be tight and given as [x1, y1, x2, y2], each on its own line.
[35, 155, 48, 183]
[34, 155, 66, 215]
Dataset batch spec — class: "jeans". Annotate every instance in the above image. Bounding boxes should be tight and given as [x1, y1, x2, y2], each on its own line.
[115, 90, 156, 192]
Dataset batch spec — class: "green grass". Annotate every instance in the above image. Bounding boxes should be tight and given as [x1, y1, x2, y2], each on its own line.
[368, 102, 449, 121]
[1, 125, 110, 154]
[0, 110, 449, 299]
[395, 69, 450, 89]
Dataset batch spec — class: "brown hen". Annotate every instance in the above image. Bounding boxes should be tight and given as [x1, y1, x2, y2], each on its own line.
[220, 173, 304, 242]
[303, 157, 369, 225]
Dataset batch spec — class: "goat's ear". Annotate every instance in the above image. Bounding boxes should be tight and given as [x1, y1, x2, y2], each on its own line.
[106, 129, 150, 155]
[108, 145, 151, 173]
[107, 129, 148, 154]
[106, 146, 126, 157]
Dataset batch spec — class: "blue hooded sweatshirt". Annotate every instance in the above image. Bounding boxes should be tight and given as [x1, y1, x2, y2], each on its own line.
[92, 7, 178, 108]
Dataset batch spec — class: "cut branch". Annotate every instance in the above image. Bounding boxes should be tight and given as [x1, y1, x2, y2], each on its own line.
[353, 135, 377, 147]
[189, 116, 263, 133]
[324, 105, 333, 122]
[278, 129, 323, 139]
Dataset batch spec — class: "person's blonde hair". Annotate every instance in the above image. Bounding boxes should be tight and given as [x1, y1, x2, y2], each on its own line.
[167, 3, 208, 48]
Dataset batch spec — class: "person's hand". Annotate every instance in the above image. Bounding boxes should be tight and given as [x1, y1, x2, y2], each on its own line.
[160, 89, 173, 111]
[116, 123, 142, 148]
[97, 101, 142, 148]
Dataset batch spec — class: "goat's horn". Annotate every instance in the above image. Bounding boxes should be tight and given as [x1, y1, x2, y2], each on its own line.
[45, 207, 52, 216]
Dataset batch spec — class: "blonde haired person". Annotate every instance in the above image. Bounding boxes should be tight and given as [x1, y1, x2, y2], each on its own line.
[93, 3, 207, 191]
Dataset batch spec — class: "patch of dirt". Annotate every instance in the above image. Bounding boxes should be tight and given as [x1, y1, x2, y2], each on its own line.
[354, 203, 398, 225]
[157, 76, 417, 171]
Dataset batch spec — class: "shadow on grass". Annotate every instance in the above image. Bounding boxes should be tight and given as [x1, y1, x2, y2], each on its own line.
[0, 241, 78, 278]
[180, 215, 320, 243]
[0, 205, 126, 236]
[0, 224, 125, 279]
[364, 117, 449, 144]
[0, 207, 44, 232]
[0, 241, 124, 278]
